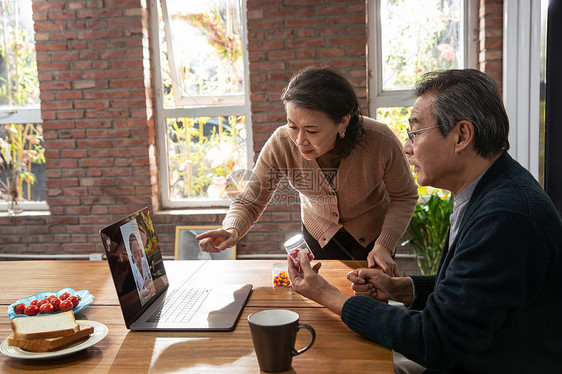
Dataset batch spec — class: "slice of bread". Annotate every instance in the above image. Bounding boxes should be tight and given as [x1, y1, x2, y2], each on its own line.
[11, 311, 79, 340]
[7, 323, 94, 352]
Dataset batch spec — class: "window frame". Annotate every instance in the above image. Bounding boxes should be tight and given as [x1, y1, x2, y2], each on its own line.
[0, 0, 47, 212]
[149, 0, 253, 209]
[0, 107, 42, 126]
[0, 0, 42, 125]
[367, 0, 479, 116]
[161, 0, 246, 108]
[502, 0, 546, 181]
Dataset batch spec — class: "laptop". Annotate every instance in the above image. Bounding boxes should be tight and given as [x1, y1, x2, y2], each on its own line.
[99, 207, 252, 331]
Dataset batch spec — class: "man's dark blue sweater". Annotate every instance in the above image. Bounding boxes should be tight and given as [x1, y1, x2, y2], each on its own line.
[341, 153, 562, 373]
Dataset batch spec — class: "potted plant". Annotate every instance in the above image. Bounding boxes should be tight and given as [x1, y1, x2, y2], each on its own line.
[403, 192, 453, 275]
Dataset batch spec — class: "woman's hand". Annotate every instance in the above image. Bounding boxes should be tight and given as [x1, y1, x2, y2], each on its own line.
[196, 228, 239, 253]
[367, 244, 400, 276]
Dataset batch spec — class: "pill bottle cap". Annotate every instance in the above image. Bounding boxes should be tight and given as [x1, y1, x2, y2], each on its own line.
[284, 234, 306, 251]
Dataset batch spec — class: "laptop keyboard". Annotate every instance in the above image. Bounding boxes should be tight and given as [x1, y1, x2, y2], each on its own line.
[148, 286, 211, 323]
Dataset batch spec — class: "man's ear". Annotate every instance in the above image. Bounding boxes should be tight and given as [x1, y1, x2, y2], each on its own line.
[454, 120, 474, 153]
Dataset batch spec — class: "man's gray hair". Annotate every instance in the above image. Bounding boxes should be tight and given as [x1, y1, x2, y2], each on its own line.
[414, 69, 509, 158]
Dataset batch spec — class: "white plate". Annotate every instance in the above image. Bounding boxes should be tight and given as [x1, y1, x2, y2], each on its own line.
[0, 320, 108, 359]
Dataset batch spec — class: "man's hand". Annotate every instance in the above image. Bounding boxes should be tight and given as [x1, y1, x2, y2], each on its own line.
[347, 268, 393, 301]
[196, 228, 239, 253]
[288, 253, 349, 315]
[347, 268, 413, 305]
[367, 244, 400, 276]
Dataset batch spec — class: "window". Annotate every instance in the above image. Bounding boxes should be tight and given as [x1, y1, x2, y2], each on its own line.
[150, 0, 251, 208]
[368, 0, 477, 193]
[0, 0, 41, 123]
[0, 0, 46, 212]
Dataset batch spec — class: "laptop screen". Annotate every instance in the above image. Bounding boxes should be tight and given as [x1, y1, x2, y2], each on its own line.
[100, 207, 168, 325]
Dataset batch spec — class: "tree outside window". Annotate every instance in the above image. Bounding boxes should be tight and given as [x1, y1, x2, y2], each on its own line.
[163, 0, 244, 107]
[380, 0, 465, 91]
[152, 0, 250, 208]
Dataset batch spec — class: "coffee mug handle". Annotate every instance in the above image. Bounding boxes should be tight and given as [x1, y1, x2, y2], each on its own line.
[292, 323, 316, 356]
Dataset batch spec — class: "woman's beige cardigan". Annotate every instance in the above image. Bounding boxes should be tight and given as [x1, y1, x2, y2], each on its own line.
[223, 117, 418, 253]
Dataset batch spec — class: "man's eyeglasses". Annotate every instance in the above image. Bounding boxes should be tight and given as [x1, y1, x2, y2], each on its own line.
[406, 125, 444, 143]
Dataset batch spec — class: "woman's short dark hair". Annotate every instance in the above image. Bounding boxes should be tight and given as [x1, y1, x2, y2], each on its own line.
[414, 69, 509, 158]
[281, 65, 364, 159]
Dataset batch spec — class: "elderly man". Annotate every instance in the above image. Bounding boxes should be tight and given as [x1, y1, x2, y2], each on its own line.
[288, 69, 562, 373]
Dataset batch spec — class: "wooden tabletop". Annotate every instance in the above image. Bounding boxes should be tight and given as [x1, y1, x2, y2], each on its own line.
[0, 260, 393, 373]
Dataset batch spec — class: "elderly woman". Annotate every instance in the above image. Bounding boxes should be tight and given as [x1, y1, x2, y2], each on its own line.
[197, 65, 418, 275]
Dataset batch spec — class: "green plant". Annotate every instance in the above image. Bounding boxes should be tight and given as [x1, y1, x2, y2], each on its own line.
[0, 123, 45, 207]
[403, 192, 453, 275]
[167, 116, 246, 199]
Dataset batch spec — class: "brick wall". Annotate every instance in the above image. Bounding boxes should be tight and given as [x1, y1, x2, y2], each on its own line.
[479, 0, 504, 90]
[0, 0, 503, 263]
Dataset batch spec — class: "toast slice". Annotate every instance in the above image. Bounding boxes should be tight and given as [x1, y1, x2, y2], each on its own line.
[7, 323, 94, 352]
[11, 311, 79, 340]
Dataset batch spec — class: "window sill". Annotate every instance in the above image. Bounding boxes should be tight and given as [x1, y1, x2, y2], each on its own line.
[153, 208, 230, 216]
[0, 210, 50, 218]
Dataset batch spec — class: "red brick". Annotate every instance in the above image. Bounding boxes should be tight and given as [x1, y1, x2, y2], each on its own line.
[76, 138, 117, 148]
[109, 80, 145, 89]
[247, 18, 284, 30]
[74, 101, 108, 110]
[35, 42, 68, 51]
[268, 50, 296, 60]
[286, 39, 325, 48]
[480, 4, 503, 17]
[77, 9, 124, 18]
[57, 110, 85, 119]
[40, 80, 72, 91]
[32, 3, 66, 12]
[106, 0, 141, 7]
[41, 101, 73, 110]
[286, 18, 324, 27]
[52, 51, 80, 61]
[317, 48, 346, 57]
[55, 72, 81, 80]
[248, 40, 286, 51]
[87, 129, 131, 138]
[62, 149, 88, 158]
[327, 14, 365, 24]
[284, 0, 324, 5]
[49, 11, 77, 20]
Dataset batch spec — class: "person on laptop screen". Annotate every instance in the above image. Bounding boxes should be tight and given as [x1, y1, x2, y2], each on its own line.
[121, 221, 156, 305]
[129, 232, 156, 304]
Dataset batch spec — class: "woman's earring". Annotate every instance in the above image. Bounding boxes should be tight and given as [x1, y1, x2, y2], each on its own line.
[339, 132, 345, 139]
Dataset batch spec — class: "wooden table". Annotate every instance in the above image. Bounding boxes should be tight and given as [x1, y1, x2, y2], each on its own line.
[0, 260, 393, 373]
